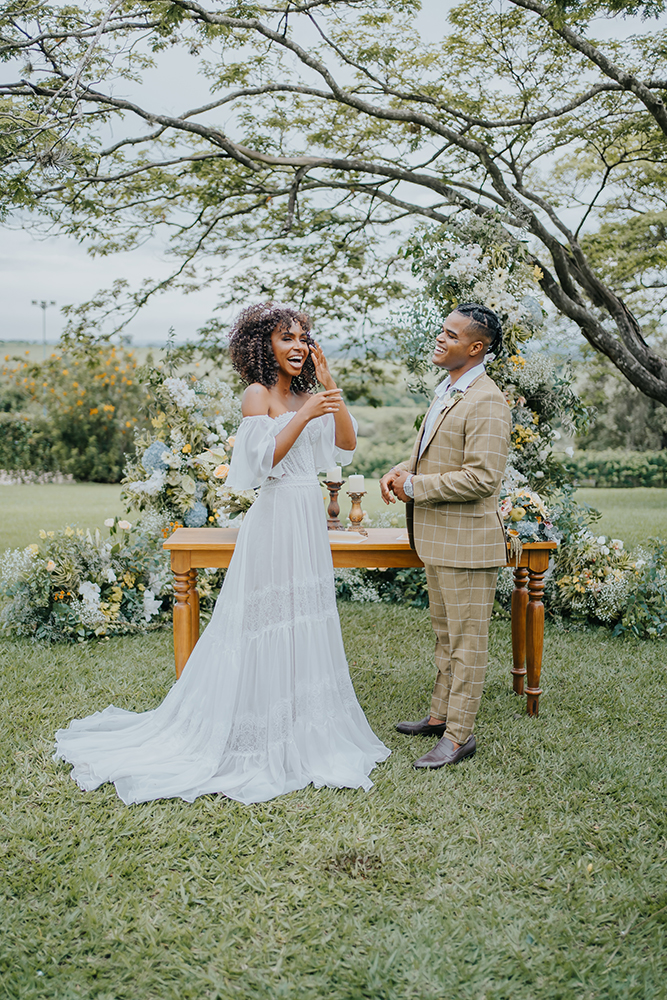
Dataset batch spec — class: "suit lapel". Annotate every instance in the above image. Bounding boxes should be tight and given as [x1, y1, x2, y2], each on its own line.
[417, 371, 488, 461]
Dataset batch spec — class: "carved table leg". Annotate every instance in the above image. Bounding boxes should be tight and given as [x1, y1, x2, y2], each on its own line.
[526, 565, 547, 716]
[173, 570, 192, 679]
[188, 568, 200, 651]
[511, 566, 529, 696]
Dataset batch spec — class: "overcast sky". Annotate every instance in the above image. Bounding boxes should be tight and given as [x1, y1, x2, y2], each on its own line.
[0, 2, 647, 346]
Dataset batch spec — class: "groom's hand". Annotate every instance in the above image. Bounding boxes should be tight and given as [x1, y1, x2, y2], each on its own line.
[380, 469, 398, 504]
[391, 470, 411, 503]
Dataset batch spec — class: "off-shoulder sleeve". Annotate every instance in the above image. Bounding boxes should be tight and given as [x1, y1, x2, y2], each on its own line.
[225, 415, 288, 489]
[311, 413, 358, 473]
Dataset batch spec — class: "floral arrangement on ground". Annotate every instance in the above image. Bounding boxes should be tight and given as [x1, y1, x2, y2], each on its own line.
[0, 518, 171, 642]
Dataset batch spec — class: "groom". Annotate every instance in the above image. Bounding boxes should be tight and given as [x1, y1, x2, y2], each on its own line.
[380, 303, 511, 768]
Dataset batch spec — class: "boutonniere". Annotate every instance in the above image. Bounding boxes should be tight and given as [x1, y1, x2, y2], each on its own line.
[441, 388, 466, 411]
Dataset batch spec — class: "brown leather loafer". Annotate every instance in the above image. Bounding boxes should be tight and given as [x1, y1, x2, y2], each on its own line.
[413, 734, 476, 769]
[395, 716, 447, 737]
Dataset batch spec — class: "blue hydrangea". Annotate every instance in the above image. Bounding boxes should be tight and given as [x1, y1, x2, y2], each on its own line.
[142, 441, 170, 473]
[184, 501, 208, 527]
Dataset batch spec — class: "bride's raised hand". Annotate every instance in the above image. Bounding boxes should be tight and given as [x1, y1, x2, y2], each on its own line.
[299, 388, 341, 421]
[310, 341, 336, 390]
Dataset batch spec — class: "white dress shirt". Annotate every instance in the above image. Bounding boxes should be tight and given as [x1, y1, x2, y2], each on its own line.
[418, 361, 487, 458]
[403, 361, 486, 498]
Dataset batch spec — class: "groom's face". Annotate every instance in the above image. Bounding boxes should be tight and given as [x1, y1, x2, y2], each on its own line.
[432, 312, 485, 372]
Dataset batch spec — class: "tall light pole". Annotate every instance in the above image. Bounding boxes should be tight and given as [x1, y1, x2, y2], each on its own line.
[31, 299, 57, 360]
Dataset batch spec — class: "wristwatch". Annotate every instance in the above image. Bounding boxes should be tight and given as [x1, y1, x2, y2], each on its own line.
[404, 474, 415, 499]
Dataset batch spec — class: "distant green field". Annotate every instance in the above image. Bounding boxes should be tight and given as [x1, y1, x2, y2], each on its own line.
[574, 487, 667, 548]
[1, 483, 128, 551]
[2, 483, 664, 553]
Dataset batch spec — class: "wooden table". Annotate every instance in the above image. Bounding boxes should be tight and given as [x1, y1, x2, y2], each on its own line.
[164, 528, 556, 716]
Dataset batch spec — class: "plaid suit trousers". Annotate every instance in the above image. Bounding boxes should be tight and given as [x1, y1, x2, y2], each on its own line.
[425, 564, 499, 744]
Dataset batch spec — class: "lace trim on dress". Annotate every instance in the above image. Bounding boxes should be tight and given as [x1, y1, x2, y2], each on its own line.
[241, 576, 336, 637]
[225, 678, 359, 757]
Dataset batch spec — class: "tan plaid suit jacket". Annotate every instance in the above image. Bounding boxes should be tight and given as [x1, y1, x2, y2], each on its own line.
[396, 372, 511, 568]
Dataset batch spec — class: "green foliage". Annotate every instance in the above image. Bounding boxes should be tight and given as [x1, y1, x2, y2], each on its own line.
[614, 539, 667, 638]
[335, 566, 429, 607]
[557, 449, 667, 487]
[2, 0, 667, 408]
[0, 342, 150, 482]
[0, 413, 56, 473]
[575, 346, 667, 451]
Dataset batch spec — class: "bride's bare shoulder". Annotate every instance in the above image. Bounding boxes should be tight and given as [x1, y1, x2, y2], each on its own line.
[242, 383, 271, 416]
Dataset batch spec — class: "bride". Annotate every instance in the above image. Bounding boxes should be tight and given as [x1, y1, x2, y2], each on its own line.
[54, 302, 390, 805]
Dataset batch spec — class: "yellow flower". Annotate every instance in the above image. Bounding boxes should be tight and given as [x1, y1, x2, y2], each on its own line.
[39, 530, 47, 539]
[182, 443, 192, 453]
[227, 436, 236, 447]
[533, 265, 544, 281]
[64, 526, 74, 537]
[214, 464, 230, 479]
[89, 407, 99, 416]
[123, 571, 136, 588]
[510, 507, 526, 522]
[27, 543, 39, 555]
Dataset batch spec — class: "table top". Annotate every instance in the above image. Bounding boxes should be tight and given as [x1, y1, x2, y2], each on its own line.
[163, 526, 557, 552]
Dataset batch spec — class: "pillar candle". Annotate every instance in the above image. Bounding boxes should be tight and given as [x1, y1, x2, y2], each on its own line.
[348, 474, 365, 492]
[326, 467, 342, 482]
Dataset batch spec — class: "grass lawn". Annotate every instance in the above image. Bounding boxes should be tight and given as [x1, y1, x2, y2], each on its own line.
[1, 484, 128, 551]
[574, 488, 667, 548]
[1, 608, 666, 998]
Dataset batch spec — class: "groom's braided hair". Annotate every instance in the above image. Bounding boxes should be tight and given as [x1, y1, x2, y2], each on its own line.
[228, 302, 317, 392]
[455, 302, 503, 357]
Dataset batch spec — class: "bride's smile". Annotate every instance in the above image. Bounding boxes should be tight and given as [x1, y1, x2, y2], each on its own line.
[272, 321, 309, 377]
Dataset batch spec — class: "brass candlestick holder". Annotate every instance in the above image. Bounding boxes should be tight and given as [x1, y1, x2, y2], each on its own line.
[347, 491, 368, 536]
[323, 480, 345, 530]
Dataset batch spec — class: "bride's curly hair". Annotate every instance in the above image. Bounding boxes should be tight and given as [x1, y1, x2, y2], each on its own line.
[228, 302, 318, 392]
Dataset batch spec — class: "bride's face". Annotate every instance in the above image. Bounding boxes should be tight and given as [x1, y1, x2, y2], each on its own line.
[271, 320, 310, 379]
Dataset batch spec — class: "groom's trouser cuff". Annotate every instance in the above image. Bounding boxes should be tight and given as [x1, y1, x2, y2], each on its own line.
[425, 564, 499, 745]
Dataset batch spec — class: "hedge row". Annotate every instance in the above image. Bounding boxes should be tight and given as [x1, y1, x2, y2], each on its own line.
[555, 449, 667, 488]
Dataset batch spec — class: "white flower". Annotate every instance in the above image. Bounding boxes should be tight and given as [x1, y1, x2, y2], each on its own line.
[106, 568, 117, 583]
[79, 581, 101, 606]
[46, 560, 56, 572]
[611, 538, 624, 550]
[142, 588, 162, 621]
[161, 450, 182, 470]
[126, 470, 166, 497]
[565, 446, 574, 457]
[597, 536, 606, 545]
[534, 471, 545, 479]
[164, 376, 197, 409]
[600, 545, 610, 556]
[104, 518, 115, 528]
[118, 520, 132, 531]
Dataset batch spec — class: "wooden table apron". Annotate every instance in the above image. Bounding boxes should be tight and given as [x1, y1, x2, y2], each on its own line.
[164, 527, 557, 717]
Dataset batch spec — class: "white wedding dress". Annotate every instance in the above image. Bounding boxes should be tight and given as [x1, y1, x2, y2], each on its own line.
[54, 411, 390, 805]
